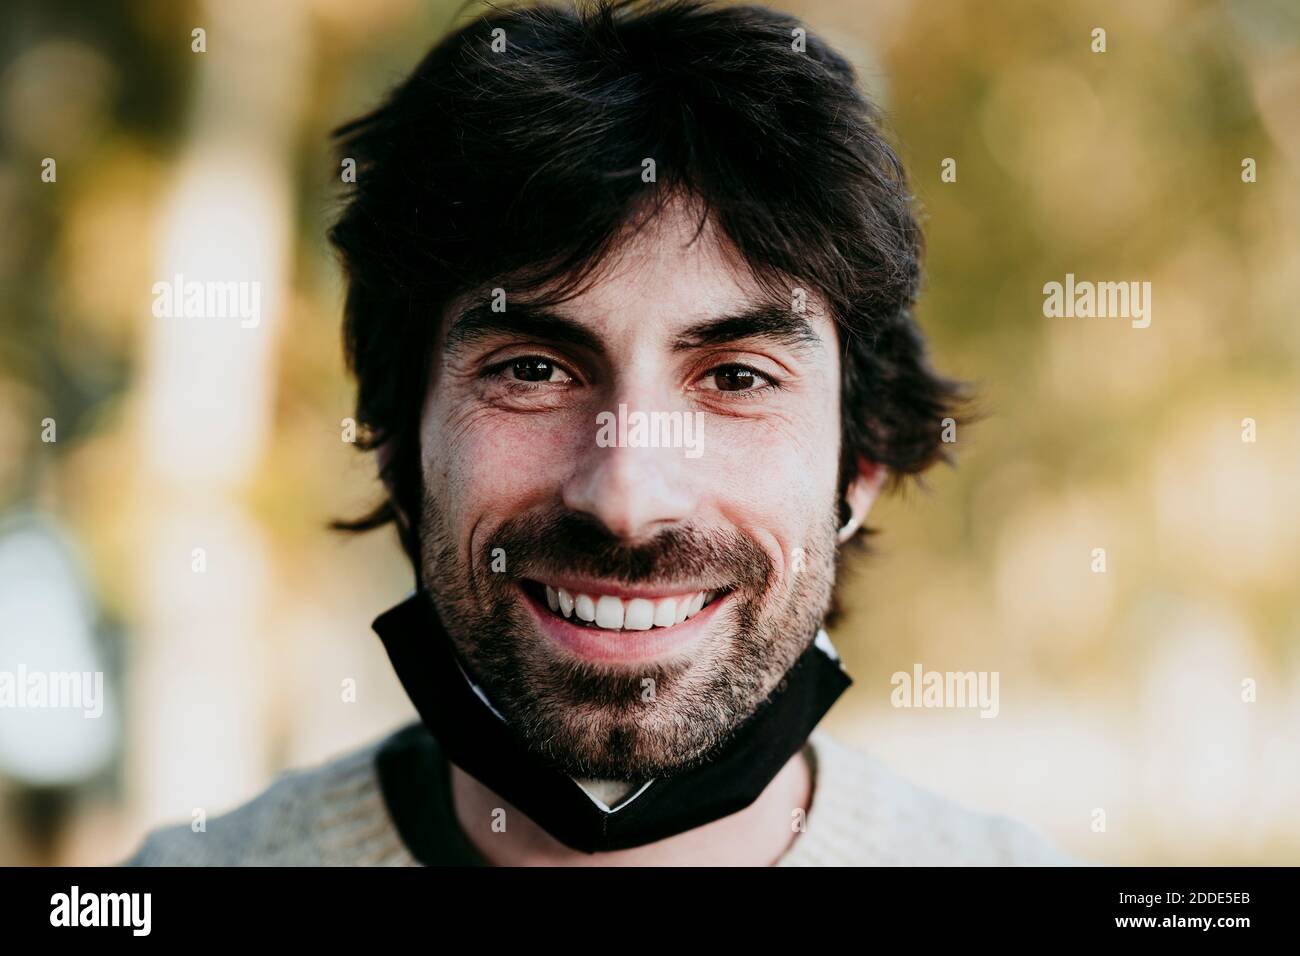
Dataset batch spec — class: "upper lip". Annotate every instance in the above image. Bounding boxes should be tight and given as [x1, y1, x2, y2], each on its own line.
[523, 575, 729, 600]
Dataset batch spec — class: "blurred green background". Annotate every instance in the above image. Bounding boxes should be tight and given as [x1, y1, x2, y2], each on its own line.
[0, 0, 1297, 865]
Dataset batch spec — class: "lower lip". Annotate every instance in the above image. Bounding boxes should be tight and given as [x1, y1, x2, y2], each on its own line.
[519, 584, 727, 665]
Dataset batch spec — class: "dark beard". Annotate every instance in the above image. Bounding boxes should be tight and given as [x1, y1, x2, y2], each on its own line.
[418, 501, 838, 779]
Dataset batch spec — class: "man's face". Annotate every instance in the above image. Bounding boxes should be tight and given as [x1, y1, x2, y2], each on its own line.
[417, 203, 845, 779]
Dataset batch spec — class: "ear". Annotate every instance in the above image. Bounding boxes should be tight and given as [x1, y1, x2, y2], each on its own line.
[837, 457, 888, 544]
[376, 439, 413, 535]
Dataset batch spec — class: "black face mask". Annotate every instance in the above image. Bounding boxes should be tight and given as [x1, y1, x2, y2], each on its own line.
[372, 590, 851, 854]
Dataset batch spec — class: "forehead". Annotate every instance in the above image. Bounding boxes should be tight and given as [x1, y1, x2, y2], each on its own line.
[562, 203, 770, 324]
[445, 200, 837, 348]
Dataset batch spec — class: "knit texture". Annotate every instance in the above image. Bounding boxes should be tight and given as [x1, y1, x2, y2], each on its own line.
[122, 723, 1074, 866]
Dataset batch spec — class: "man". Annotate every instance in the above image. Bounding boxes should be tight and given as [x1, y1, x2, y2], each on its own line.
[125, 0, 1069, 866]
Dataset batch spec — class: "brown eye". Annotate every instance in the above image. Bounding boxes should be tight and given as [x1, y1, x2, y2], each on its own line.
[712, 365, 757, 391]
[509, 358, 565, 383]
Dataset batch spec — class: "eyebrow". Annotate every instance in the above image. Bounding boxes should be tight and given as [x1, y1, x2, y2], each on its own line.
[443, 304, 605, 356]
[670, 305, 822, 354]
[441, 301, 823, 358]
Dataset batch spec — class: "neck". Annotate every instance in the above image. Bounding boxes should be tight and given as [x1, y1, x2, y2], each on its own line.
[450, 747, 813, 866]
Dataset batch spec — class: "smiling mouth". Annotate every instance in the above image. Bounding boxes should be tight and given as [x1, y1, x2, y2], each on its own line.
[521, 580, 727, 632]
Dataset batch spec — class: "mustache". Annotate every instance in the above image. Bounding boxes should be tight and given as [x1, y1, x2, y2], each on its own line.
[483, 510, 773, 593]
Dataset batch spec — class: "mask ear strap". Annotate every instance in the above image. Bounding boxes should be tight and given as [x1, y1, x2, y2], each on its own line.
[837, 497, 853, 535]
[836, 497, 865, 543]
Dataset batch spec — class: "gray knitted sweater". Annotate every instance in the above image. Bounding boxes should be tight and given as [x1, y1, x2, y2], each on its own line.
[122, 723, 1074, 866]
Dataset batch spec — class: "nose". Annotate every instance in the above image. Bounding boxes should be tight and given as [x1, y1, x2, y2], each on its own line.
[561, 408, 700, 542]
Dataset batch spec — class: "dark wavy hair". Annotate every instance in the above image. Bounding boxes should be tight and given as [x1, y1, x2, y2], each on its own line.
[328, 0, 965, 569]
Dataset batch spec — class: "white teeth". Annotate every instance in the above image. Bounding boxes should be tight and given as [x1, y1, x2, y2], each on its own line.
[652, 597, 677, 627]
[540, 586, 716, 631]
[594, 595, 624, 629]
[624, 598, 654, 631]
[674, 598, 690, 624]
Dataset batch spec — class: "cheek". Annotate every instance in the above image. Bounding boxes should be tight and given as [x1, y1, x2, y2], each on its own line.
[704, 399, 841, 563]
[424, 402, 584, 530]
